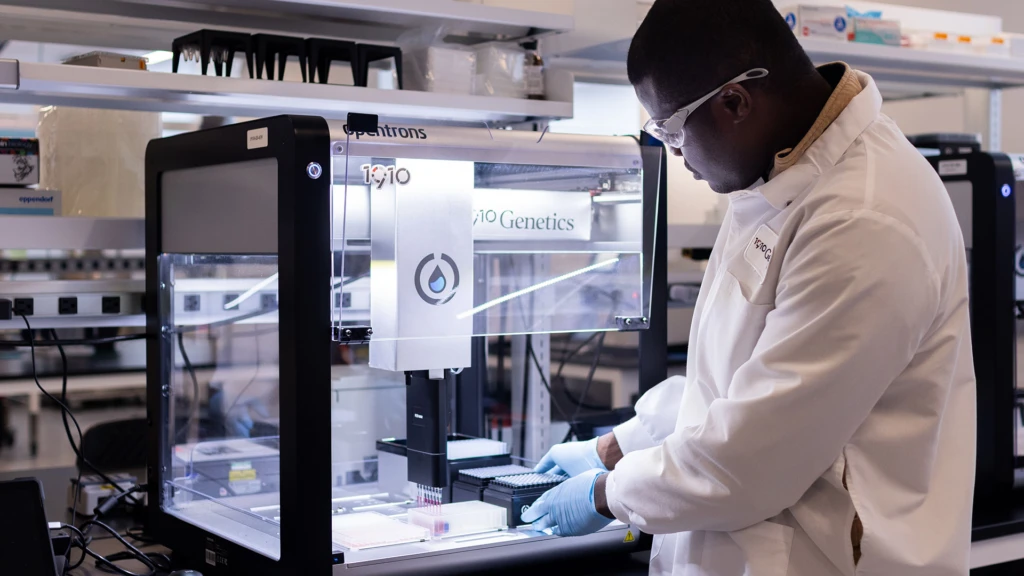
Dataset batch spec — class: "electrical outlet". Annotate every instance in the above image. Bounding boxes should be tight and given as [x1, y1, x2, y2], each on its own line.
[183, 294, 200, 312]
[101, 296, 121, 315]
[260, 293, 277, 310]
[13, 298, 33, 316]
[335, 292, 353, 309]
[58, 297, 78, 315]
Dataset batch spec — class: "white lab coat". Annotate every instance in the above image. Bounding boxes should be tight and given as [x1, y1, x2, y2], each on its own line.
[606, 71, 975, 576]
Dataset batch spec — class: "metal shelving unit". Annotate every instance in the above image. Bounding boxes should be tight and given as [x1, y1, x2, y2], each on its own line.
[799, 38, 1024, 89]
[0, 216, 144, 251]
[0, 0, 573, 50]
[0, 60, 574, 124]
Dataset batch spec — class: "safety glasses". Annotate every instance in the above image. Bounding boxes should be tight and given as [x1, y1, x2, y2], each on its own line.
[642, 68, 769, 148]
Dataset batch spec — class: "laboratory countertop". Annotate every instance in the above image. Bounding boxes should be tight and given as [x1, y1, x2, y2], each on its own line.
[59, 544, 651, 576]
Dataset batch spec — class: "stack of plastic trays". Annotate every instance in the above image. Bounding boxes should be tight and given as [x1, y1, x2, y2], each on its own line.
[331, 512, 430, 550]
[451, 464, 534, 503]
[407, 501, 508, 539]
[447, 438, 509, 460]
[482, 473, 566, 527]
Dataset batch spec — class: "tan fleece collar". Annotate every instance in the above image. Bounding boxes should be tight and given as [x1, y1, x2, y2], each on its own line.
[770, 62, 862, 180]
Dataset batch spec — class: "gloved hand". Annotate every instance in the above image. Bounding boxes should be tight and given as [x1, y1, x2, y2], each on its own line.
[521, 468, 612, 536]
[533, 437, 605, 478]
[209, 388, 270, 438]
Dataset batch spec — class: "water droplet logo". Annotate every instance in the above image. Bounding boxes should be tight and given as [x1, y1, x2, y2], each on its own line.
[428, 266, 446, 293]
[415, 254, 460, 305]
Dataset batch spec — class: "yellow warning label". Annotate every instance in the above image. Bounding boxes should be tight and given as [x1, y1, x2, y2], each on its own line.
[623, 530, 635, 543]
[229, 469, 257, 482]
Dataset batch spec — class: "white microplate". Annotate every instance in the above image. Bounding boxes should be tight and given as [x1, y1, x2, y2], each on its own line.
[331, 512, 429, 550]
[407, 501, 508, 539]
[447, 438, 510, 460]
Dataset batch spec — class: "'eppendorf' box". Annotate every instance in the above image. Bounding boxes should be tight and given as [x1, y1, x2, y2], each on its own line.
[0, 138, 40, 186]
[0, 189, 61, 215]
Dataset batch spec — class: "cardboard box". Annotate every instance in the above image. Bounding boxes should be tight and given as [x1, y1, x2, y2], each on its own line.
[0, 138, 39, 187]
[782, 5, 849, 41]
[63, 51, 148, 70]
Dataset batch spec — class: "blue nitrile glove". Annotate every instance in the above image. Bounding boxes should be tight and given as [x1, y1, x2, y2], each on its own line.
[209, 388, 270, 438]
[533, 437, 605, 478]
[520, 468, 612, 536]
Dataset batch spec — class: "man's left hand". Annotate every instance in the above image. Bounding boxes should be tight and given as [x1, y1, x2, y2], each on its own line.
[521, 469, 614, 536]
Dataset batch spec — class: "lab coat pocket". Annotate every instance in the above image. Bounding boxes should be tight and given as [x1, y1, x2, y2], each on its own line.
[701, 522, 794, 576]
[698, 272, 774, 393]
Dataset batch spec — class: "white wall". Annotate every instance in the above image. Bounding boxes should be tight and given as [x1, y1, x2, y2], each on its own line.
[548, 82, 641, 136]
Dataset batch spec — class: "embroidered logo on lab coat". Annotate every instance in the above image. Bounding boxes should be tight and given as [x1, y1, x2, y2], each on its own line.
[744, 224, 778, 284]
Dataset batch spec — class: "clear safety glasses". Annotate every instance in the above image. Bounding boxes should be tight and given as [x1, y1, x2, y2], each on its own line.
[642, 68, 769, 148]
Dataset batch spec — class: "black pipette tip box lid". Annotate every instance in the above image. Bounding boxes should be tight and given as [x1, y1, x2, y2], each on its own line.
[482, 473, 567, 526]
[452, 465, 534, 502]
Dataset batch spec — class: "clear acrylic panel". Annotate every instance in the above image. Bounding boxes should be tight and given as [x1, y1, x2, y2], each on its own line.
[159, 254, 282, 560]
[325, 124, 647, 564]
[330, 124, 650, 344]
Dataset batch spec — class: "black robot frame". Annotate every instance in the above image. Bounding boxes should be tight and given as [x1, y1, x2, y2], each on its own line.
[925, 152, 1020, 539]
[145, 116, 667, 575]
[146, 116, 333, 574]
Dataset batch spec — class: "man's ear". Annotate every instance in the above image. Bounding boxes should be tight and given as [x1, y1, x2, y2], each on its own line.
[717, 84, 753, 124]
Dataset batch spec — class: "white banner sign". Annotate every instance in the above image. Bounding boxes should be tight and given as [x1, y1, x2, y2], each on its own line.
[472, 189, 592, 241]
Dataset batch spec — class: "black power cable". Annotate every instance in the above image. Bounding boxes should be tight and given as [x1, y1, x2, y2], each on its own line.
[525, 338, 584, 442]
[20, 318, 141, 512]
[553, 332, 608, 413]
[219, 324, 264, 429]
[562, 332, 607, 443]
[63, 520, 170, 576]
[176, 331, 200, 443]
[0, 333, 148, 347]
[174, 306, 277, 442]
[571, 332, 606, 426]
[50, 328, 85, 575]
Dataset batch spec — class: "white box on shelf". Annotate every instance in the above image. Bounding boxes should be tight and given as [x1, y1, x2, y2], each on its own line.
[403, 46, 477, 95]
[972, 36, 1012, 58]
[907, 31, 974, 54]
[776, 1, 1001, 37]
[781, 5, 850, 41]
[0, 189, 60, 215]
[849, 17, 901, 47]
[474, 44, 526, 99]
[0, 138, 40, 186]
[1003, 33, 1024, 59]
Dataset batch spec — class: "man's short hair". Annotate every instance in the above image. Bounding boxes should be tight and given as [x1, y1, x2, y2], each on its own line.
[628, 0, 815, 110]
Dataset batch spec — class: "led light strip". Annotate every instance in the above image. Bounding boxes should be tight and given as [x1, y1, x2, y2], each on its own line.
[455, 257, 619, 320]
[223, 273, 279, 310]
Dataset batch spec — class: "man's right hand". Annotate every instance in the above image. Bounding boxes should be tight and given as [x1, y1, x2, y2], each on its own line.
[534, 433, 624, 477]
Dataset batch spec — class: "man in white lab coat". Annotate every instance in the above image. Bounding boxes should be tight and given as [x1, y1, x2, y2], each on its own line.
[520, 0, 976, 574]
